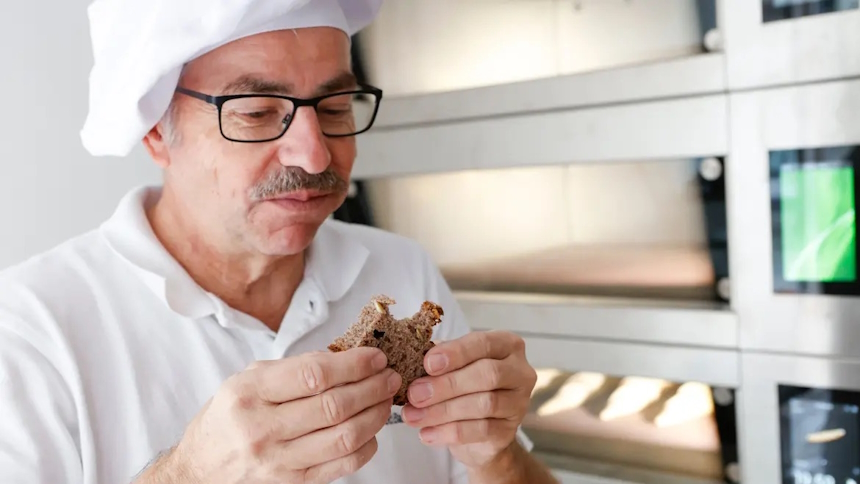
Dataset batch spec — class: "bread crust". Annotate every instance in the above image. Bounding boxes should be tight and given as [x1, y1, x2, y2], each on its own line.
[329, 295, 443, 406]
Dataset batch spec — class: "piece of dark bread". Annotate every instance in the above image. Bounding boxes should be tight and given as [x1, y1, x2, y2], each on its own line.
[328, 295, 444, 406]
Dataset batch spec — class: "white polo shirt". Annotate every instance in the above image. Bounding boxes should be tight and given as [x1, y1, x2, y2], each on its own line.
[0, 186, 531, 484]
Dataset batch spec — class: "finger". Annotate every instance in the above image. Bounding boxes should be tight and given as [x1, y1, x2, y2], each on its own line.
[282, 399, 391, 470]
[401, 390, 522, 427]
[274, 368, 401, 440]
[408, 357, 526, 408]
[302, 436, 378, 483]
[424, 331, 524, 376]
[249, 347, 389, 403]
[417, 419, 516, 447]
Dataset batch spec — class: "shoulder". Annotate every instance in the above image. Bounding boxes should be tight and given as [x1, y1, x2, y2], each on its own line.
[0, 230, 110, 335]
[0, 229, 107, 294]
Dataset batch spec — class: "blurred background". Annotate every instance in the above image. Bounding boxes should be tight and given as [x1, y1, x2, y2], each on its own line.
[3, 1, 860, 483]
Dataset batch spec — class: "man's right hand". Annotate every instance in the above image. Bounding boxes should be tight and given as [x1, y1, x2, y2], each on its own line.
[137, 347, 401, 484]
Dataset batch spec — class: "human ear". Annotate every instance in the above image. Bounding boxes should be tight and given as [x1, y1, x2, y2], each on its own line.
[143, 122, 172, 169]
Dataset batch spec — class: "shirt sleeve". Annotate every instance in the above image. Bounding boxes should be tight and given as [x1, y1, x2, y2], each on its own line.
[419, 250, 537, 483]
[0, 304, 83, 484]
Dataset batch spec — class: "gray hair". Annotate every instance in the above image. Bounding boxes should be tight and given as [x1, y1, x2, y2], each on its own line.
[160, 100, 182, 146]
[250, 166, 348, 201]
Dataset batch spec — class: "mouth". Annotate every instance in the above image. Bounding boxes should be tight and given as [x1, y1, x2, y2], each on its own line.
[260, 189, 338, 213]
[267, 189, 332, 202]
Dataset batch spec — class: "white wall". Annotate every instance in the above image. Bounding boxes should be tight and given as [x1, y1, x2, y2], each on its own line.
[360, 0, 709, 266]
[0, 1, 160, 269]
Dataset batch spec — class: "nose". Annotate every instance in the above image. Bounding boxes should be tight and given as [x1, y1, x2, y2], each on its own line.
[275, 106, 332, 174]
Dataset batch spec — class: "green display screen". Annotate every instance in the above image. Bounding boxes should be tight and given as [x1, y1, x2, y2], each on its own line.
[779, 163, 856, 282]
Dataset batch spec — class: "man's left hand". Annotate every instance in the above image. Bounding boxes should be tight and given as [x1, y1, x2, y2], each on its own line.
[400, 331, 537, 469]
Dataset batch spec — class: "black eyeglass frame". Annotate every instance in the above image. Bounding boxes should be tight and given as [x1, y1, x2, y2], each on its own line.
[175, 84, 384, 143]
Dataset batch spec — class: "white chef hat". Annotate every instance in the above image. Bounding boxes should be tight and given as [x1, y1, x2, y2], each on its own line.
[80, 0, 383, 158]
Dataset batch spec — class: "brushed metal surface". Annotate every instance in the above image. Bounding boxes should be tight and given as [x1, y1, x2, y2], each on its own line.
[728, 79, 860, 357]
[518, 336, 739, 388]
[457, 291, 738, 349]
[738, 353, 860, 484]
[722, 0, 860, 90]
[355, 94, 728, 178]
[370, 54, 727, 129]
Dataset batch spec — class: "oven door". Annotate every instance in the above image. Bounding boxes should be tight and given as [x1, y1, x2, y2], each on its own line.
[506, 335, 740, 484]
[740, 353, 860, 484]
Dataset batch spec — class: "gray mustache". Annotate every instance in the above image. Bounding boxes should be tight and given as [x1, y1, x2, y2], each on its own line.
[250, 167, 348, 201]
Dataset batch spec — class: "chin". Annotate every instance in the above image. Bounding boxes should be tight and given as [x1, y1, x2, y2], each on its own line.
[254, 220, 325, 256]
[247, 193, 345, 255]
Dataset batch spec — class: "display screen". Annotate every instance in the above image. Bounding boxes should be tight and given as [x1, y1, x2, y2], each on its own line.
[780, 385, 860, 484]
[770, 146, 860, 295]
[763, 0, 859, 23]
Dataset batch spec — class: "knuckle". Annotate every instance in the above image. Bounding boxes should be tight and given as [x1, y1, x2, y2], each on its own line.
[321, 391, 346, 425]
[454, 421, 471, 443]
[301, 358, 328, 393]
[245, 359, 267, 371]
[223, 378, 256, 412]
[366, 437, 379, 458]
[342, 455, 361, 474]
[225, 411, 268, 460]
[477, 418, 491, 438]
[518, 394, 531, 415]
[479, 392, 498, 416]
[452, 422, 464, 443]
[481, 360, 503, 388]
[511, 334, 526, 353]
[477, 332, 494, 356]
[337, 422, 362, 455]
[344, 439, 376, 474]
[363, 348, 384, 369]
[375, 401, 392, 423]
[244, 425, 271, 458]
[443, 372, 459, 396]
[526, 366, 538, 387]
[343, 454, 363, 474]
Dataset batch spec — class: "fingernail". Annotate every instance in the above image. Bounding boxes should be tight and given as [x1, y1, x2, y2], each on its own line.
[409, 383, 433, 403]
[402, 406, 426, 423]
[388, 371, 402, 393]
[419, 428, 438, 444]
[372, 351, 388, 371]
[427, 354, 448, 373]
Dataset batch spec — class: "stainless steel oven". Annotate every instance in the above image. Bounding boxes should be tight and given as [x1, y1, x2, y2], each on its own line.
[524, 366, 737, 484]
[728, 78, 860, 358]
[740, 353, 860, 483]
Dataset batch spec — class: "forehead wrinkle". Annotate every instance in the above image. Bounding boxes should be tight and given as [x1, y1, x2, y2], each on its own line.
[218, 71, 358, 97]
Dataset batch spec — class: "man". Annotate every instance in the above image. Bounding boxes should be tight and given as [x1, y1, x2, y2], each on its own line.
[0, 0, 559, 483]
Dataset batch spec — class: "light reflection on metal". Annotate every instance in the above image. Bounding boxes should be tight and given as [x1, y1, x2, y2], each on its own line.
[654, 382, 715, 428]
[599, 376, 672, 421]
[536, 372, 606, 416]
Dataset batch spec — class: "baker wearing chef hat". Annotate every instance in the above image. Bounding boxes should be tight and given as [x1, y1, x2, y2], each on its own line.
[0, 1, 558, 483]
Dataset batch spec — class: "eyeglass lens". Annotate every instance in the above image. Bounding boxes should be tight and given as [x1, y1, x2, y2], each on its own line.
[220, 92, 377, 141]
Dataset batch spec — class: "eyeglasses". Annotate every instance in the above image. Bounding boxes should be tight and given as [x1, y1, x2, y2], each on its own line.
[174, 84, 383, 143]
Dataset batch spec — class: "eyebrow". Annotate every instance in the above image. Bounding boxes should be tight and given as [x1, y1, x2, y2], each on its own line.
[221, 72, 359, 97]
[315, 72, 359, 96]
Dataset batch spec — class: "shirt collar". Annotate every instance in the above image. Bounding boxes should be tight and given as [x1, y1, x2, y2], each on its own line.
[99, 185, 370, 321]
[305, 218, 370, 303]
